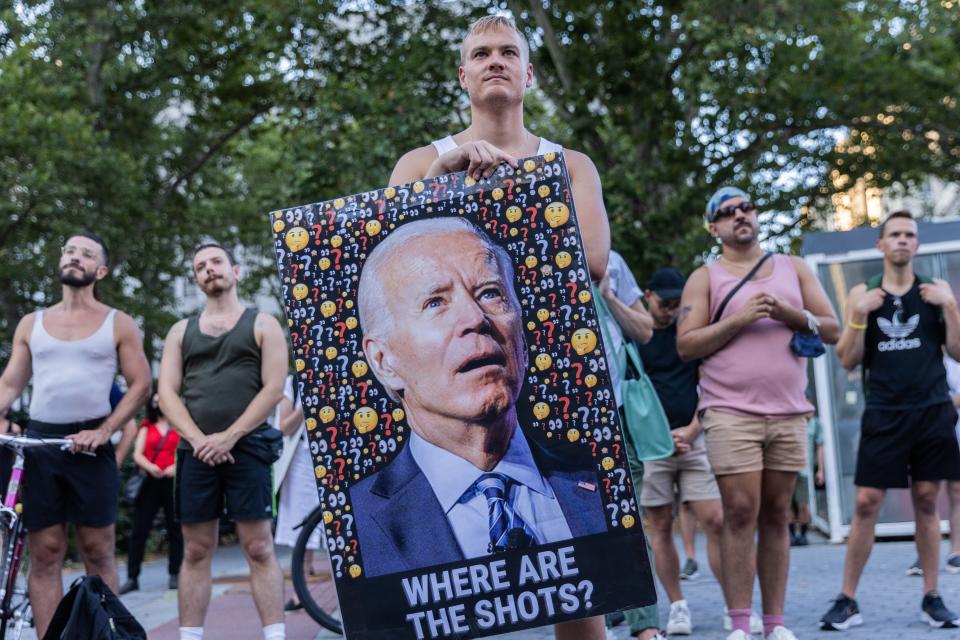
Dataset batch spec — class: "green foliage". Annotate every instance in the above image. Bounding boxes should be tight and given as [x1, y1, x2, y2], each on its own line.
[1, 0, 958, 359]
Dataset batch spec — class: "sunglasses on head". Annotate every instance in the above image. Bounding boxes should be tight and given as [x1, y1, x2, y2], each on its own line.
[713, 201, 757, 221]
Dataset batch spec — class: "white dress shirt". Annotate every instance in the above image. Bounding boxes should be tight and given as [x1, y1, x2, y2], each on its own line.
[408, 426, 574, 559]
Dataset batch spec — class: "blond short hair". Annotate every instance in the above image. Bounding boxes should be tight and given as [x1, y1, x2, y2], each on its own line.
[460, 15, 530, 65]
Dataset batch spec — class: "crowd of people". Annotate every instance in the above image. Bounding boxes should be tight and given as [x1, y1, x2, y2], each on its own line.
[0, 13, 959, 640]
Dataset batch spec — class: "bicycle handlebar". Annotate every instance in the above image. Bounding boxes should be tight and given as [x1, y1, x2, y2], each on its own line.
[0, 433, 77, 450]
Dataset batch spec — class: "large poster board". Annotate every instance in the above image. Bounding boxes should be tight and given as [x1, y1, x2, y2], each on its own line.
[270, 154, 655, 639]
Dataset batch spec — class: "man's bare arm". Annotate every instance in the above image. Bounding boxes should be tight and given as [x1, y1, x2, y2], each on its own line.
[565, 150, 610, 282]
[104, 313, 151, 432]
[791, 257, 840, 343]
[676, 267, 771, 361]
[604, 294, 653, 344]
[158, 320, 209, 448]
[389, 146, 436, 185]
[0, 314, 35, 414]
[836, 283, 884, 370]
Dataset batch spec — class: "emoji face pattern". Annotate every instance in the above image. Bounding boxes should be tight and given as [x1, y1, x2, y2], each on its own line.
[270, 154, 638, 581]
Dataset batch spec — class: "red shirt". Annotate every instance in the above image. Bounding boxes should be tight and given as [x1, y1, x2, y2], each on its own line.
[140, 420, 179, 470]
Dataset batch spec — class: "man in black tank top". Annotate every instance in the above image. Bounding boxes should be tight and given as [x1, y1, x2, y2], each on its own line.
[158, 242, 289, 640]
[821, 211, 960, 631]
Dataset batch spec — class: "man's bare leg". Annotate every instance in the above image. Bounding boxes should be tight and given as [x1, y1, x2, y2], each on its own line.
[679, 502, 697, 563]
[840, 486, 885, 597]
[948, 481, 960, 556]
[179, 520, 219, 627]
[715, 471, 762, 608]
[646, 504, 683, 602]
[76, 524, 119, 592]
[913, 480, 942, 595]
[236, 518, 284, 625]
[28, 524, 67, 638]
[687, 499, 724, 584]
[756, 470, 796, 615]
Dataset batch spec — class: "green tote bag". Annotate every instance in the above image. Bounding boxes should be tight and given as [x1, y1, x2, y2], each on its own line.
[593, 287, 675, 461]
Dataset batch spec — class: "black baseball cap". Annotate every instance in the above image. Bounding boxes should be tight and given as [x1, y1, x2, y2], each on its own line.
[647, 268, 685, 299]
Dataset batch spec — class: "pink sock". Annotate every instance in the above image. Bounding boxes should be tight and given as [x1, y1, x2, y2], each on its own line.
[763, 614, 784, 637]
[729, 608, 751, 634]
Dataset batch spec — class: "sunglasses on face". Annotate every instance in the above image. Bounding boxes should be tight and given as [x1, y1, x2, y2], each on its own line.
[713, 201, 757, 221]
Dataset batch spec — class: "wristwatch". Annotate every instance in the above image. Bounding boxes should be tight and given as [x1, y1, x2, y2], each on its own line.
[803, 309, 821, 335]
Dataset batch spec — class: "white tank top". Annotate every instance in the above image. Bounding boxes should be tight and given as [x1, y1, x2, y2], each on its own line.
[28, 309, 118, 423]
[431, 134, 563, 156]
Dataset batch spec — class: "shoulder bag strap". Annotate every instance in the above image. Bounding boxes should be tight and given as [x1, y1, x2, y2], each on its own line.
[592, 286, 648, 376]
[711, 252, 773, 324]
[150, 429, 172, 464]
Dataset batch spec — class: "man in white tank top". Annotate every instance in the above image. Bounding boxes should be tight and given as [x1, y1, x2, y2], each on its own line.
[0, 231, 151, 637]
[389, 15, 620, 640]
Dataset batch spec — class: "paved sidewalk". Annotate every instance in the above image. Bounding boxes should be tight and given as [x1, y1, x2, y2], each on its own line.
[27, 532, 960, 638]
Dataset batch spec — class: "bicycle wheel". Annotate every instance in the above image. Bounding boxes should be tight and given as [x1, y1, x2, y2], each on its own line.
[291, 506, 342, 634]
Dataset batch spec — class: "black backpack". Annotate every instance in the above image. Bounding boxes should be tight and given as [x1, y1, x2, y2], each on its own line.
[42, 576, 146, 640]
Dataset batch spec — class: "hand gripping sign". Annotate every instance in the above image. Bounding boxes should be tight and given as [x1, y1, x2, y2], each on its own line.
[270, 154, 655, 639]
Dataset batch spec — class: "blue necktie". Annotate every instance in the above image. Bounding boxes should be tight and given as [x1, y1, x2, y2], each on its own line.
[475, 473, 537, 553]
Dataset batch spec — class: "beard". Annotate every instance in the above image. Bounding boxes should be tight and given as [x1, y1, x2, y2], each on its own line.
[58, 264, 96, 288]
[200, 275, 233, 296]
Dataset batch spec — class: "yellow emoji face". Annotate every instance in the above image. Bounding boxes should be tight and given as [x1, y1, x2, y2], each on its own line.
[319, 406, 336, 423]
[505, 206, 522, 223]
[492, 187, 504, 201]
[353, 407, 378, 434]
[295, 358, 305, 372]
[566, 428, 580, 442]
[305, 417, 317, 431]
[464, 176, 476, 187]
[365, 220, 381, 235]
[527, 321, 536, 331]
[533, 402, 550, 420]
[285, 227, 309, 253]
[330, 235, 342, 248]
[571, 328, 598, 356]
[621, 514, 636, 528]
[543, 152, 556, 162]
[523, 159, 536, 172]
[544, 202, 570, 228]
[273, 219, 285, 233]
[292, 283, 308, 301]
[351, 360, 368, 377]
[555, 251, 572, 269]
[524, 255, 538, 269]
[412, 181, 425, 194]
[534, 353, 553, 371]
[333, 198, 345, 209]
[601, 456, 615, 471]
[320, 300, 336, 318]
[315, 465, 327, 479]
[584, 374, 598, 388]
[319, 257, 331, 270]
[324, 346, 338, 360]
[345, 317, 358, 330]
[578, 289, 592, 304]
[536, 308, 550, 322]
[537, 185, 551, 198]
[323, 510, 334, 524]
[348, 564, 362, 578]
[391, 407, 405, 422]
[384, 187, 396, 199]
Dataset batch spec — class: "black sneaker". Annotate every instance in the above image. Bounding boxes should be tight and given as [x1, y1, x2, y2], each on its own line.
[679, 558, 699, 580]
[820, 594, 863, 631]
[922, 591, 960, 628]
[118, 578, 139, 595]
[906, 559, 923, 576]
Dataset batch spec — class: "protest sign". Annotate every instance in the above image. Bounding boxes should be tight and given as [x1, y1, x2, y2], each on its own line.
[271, 153, 655, 639]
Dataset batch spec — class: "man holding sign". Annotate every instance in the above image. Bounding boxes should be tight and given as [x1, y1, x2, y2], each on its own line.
[389, 14, 642, 640]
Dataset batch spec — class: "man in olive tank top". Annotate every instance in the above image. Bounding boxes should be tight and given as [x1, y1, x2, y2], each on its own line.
[821, 211, 960, 631]
[0, 231, 151, 637]
[159, 242, 289, 640]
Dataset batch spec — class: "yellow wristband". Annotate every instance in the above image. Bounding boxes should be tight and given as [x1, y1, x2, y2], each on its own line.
[848, 320, 867, 331]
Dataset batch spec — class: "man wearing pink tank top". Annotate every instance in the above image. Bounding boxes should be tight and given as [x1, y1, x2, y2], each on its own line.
[389, 15, 636, 640]
[677, 188, 839, 640]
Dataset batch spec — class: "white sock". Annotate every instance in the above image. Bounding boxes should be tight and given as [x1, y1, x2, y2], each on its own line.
[179, 627, 203, 640]
[263, 622, 285, 640]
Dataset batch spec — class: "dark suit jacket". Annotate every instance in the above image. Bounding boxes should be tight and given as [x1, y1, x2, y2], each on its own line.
[350, 433, 608, 577]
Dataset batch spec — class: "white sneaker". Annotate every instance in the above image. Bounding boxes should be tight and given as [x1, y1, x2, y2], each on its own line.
[666, 599, 692, 635]
[726, 631, 751, 640]
[765, 626, 798, 640]
[722, 607, 763, 634]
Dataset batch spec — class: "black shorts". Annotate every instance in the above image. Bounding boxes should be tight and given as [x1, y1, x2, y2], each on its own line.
[175, 440, 275, 524]
[22, 419, 119, 531]
[855, 401, 960, 489]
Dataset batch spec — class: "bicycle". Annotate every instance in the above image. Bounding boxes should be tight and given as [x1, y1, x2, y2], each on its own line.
[0, 433, 76, 639]
[290, 504, 342, 634]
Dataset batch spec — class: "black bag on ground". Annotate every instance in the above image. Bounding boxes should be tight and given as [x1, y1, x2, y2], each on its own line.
[42, 575, 146, 640]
